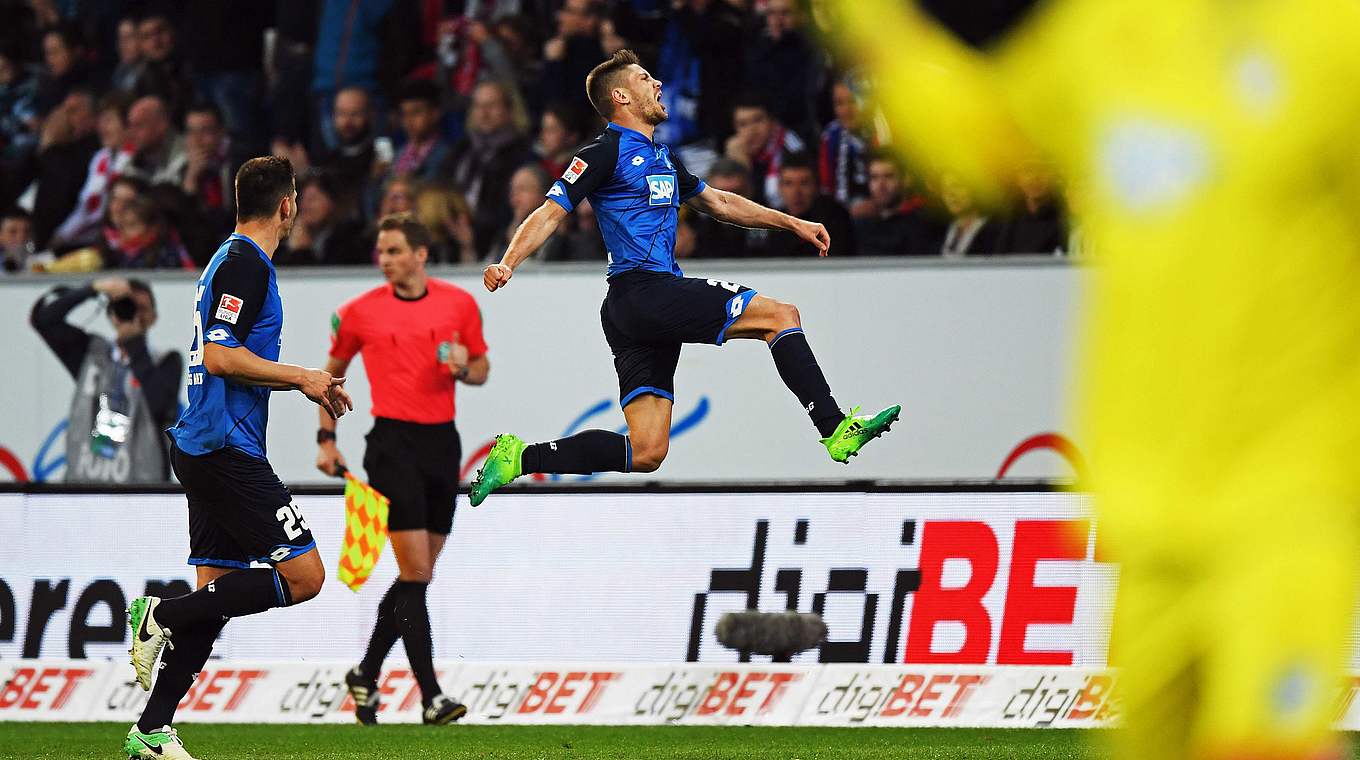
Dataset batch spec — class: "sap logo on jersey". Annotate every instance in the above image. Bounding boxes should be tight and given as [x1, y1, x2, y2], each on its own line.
[215, 294, 244, 324]
[647, 175, 676, 206]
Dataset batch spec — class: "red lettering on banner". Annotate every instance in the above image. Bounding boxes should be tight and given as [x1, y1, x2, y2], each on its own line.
[880, 674, 925, 717]
[225, 670, 264, 711]
[398, 671, 428, 712]
[191, 670, 232, 711]
[546, 672, 585, 714]
[760, 673, 799, 713]
[19, 668, 57, 709]
[998, 520, 1088, 665]
[726, 672, 766, 716]
[0, 668, 33, 708]
[906, 521, 998, 663]
[1067, 675, 1115, 720]
[943, 675, 985, 717]
[909, 674, 951, 717]
[518, 672, 558, 713]
[696, 672, 738, 716]
[579, 672, 618, 713]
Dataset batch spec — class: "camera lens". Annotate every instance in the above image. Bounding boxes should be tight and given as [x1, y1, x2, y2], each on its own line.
[111, 296, 138, 321]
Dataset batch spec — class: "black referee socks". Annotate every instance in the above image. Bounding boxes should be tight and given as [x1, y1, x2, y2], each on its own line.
[359, 580, 404, 679]
[137, 617, 227, 733]
[769, 328, 844, 439]
[521, 429, 630, 475]
[358, 580, 443, 704]
[154, 568, 293, 632]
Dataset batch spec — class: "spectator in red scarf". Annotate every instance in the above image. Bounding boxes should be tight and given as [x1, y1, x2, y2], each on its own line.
[535, 101, 588, 179]
[50, 91, 135, 251]
[102, 194, 193, 270]
[724, 93, 806, 208]
[388, 79, 452, 183]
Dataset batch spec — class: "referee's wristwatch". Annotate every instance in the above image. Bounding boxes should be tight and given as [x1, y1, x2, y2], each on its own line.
[316, 429, 337, 444]
[455, 365, 470, 381]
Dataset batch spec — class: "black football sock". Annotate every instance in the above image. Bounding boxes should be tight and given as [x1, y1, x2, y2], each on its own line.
[392, 580, 442, 704]
[154, 568, 293, 631]
[358, 579, 403, 679]
[137, 617, 227, 733]
[521, 429, 631, 475]
[769, 328, 844, 438]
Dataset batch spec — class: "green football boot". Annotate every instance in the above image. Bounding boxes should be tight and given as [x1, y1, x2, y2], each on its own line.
[469, 434, 526, 506]
[822, 404, 902, 463]
[125, 725, 198, 760]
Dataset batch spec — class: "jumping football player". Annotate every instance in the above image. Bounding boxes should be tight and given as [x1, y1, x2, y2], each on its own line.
[470, 50, 899, 506]
[123, 156, 352, 759]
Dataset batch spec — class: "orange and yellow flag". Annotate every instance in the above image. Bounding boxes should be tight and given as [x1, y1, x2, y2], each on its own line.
[337, 471, 390, 591]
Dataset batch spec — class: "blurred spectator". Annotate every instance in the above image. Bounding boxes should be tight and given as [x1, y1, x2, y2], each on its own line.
[1, 207, 34, 273]
[310, 0, 421, 151]
[270, 0, 319, 155]
[540, 0, 606, 110]
[996, 160, 1069, 254]
[479, 14, 546, 117]
[129, 12, 189, 118]
[414, 184, 476, 264]
[35, 24, 94, 116]
[446, 80, 533, 259]
[183, 0, 270, 151]
[674, 215, 697, 259]
[313, 87, 380, 218]
[31, 88, 99, 248]
[754, 153, 856, 257]
[390, 79, 452, 183]
[377, 174, 417, 218]
[855, 153, 946, 256]
[0, 49, 39, 206]
[724, 94, 805, 208]
[535, 102, 588, 178]
[819, 76, 872, 214]
[688, 157, 752, 258]
[29, 276, 181, 482]
[563, 197, 604, 261]
[939, 173, 1002, 257]
[276, 171, 368, 266]
[177, 101, 249, 255]
[497, 163, 569, 261]
[49, 91, 135, 250]
[125, 94, 186, 185]
[743, 0, 824, 135]
[109, 16, 141, 92]
[101, 194, 193, 270]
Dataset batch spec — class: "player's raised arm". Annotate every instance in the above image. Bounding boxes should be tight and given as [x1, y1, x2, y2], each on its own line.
[687, 186, 830, 256]
[484, 200, 568, 291]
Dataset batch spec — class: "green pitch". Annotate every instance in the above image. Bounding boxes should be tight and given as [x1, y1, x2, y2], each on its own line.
[0, 723, 1104, 759]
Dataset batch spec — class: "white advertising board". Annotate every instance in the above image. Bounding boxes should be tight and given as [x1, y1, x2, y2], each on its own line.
[0, 260, 1079, 484]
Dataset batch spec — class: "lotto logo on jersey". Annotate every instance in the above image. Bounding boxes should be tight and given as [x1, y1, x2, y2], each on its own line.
[215, 294, 244, 324]
[563, 157, 588, 184]
[647, 175, 676, 206]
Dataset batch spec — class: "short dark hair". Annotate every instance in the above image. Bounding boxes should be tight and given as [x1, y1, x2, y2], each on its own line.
[1, 206, 31, 223]
[732, 91, 772, 116]
[779, 151, 817, 176]
[185, 100, 222, 125]
[235, 156, 295, 222]
[97, 91, 134, 121]
[397, 78, 440, 108]
[708, 158, 748, 179]
[585, 49, 640, 119]
[378, 212, 431, 251]
[867, 149, 902, 173]
[128, 278, 154, 307]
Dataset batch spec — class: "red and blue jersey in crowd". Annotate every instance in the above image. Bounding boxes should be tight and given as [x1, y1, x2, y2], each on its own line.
[168, 233, 283, 460]
[545, 122, 707, 278]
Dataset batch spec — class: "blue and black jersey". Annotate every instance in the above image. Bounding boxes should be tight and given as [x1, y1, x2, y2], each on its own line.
[168, 233, 283, 460]
[546, 122, 706, 277]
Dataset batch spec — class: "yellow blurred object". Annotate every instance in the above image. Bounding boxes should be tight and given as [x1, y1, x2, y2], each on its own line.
[829, 1, 1360, 758]
[337, 471, 390, 592]
[41, 247, 103, 273]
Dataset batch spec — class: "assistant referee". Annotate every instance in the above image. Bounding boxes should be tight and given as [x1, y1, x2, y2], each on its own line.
[316, 213, 489, 725]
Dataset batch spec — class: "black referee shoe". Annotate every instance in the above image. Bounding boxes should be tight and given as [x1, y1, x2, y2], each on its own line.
[422, 695, 468, 725]
[344, 667, 380, 725]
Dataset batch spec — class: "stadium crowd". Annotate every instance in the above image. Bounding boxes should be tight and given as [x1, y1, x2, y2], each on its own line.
[0, 0, 1074, 274]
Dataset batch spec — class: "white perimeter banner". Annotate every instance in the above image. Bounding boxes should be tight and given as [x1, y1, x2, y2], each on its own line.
[0, 491, 1115, 667]
[4, 659, 1360, 729]
[0, 260, 1079, 484]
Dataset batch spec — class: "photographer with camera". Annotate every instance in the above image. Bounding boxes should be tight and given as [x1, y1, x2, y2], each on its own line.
[29, 277, 183, 482]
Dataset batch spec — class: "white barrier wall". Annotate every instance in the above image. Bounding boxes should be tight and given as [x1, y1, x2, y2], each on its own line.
[0, 260, 1079, 484]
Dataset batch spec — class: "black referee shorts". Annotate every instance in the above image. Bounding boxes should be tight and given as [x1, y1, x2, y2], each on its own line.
[362, 417, 462, 535]
[600, 270, 757, 407]
[171, 443, 316, 570]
